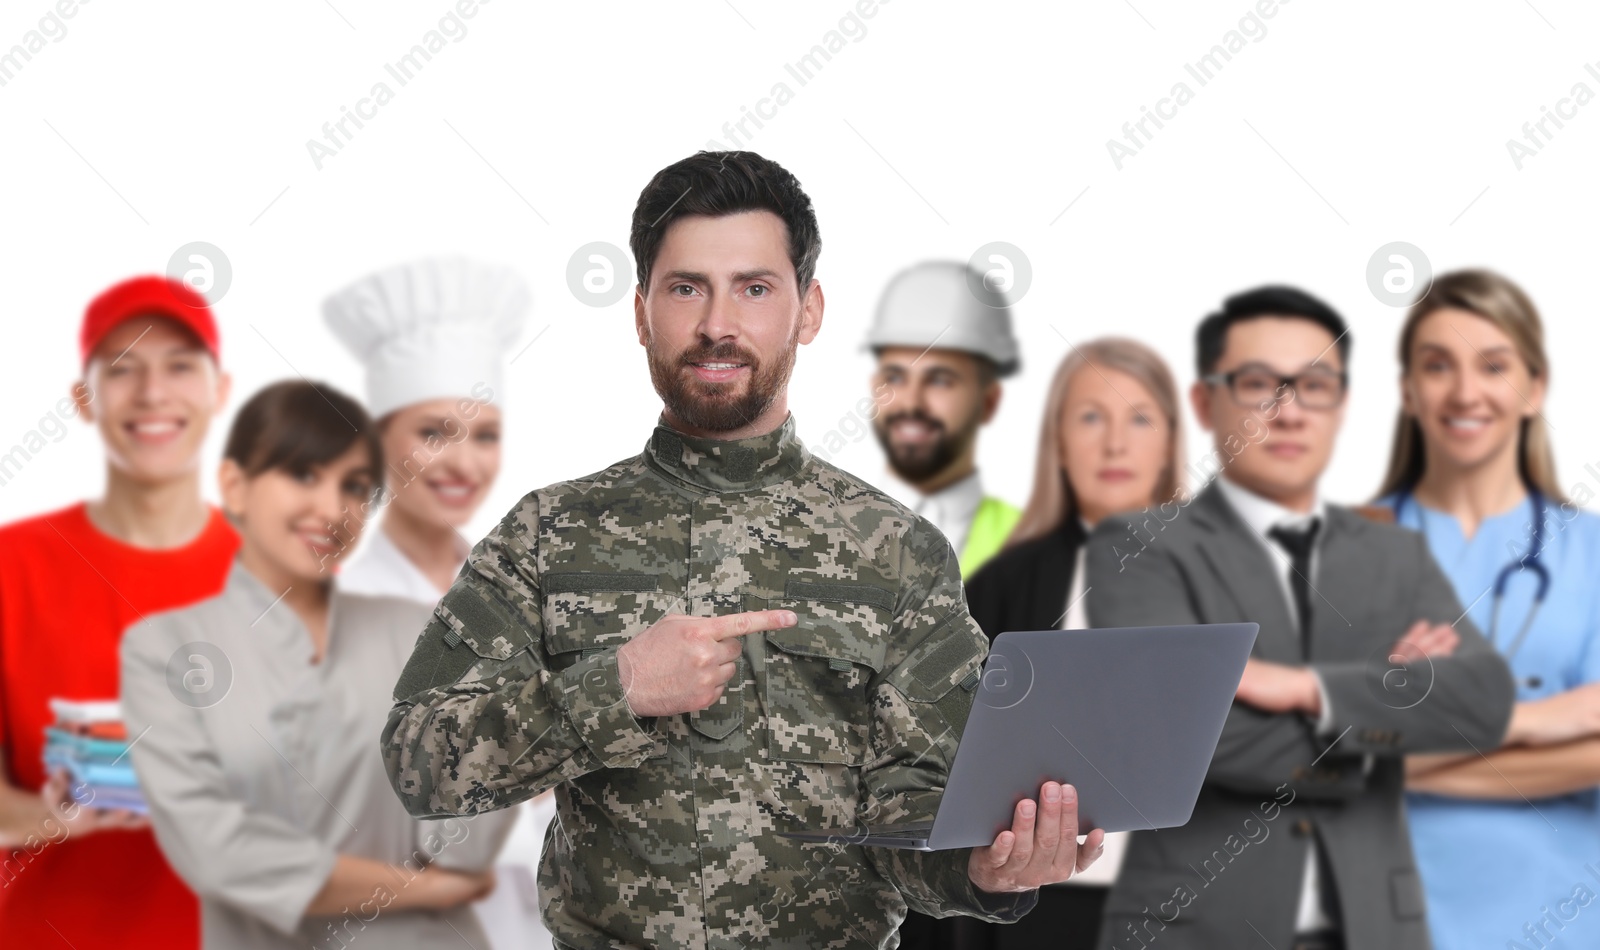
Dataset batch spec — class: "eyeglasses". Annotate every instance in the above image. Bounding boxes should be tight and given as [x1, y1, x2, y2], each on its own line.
[1201, 364, 1348, 410]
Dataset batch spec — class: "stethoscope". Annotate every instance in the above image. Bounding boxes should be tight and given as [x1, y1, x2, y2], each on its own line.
[1390, 485, 1551, 680]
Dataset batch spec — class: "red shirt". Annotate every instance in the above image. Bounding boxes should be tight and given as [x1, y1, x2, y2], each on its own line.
[0, 502, 239, 949]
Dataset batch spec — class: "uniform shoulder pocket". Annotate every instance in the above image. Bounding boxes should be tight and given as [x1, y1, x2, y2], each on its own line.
[392, 577, 533, 701]
[437, 575, 536, 660]
[881, 621, 987, 745]
[886, 620, 986, 703]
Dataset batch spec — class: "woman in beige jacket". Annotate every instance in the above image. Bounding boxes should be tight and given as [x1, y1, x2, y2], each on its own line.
[121, 380, 515, 949]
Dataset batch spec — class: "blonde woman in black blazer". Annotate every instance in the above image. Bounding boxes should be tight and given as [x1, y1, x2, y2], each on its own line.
[965, 337, 1186, 950]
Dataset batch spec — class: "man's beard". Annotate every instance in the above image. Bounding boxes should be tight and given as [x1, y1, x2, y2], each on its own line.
[874, 408, 980, 483]
[647, 329, 798, 434]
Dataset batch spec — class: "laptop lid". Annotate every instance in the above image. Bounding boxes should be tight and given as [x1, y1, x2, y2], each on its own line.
[925, 623, 1258, 850]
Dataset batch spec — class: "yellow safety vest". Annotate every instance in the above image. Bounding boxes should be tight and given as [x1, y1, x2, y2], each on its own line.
[957, 496, 1023, 579]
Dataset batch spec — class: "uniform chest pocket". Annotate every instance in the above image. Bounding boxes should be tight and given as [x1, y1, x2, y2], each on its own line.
[542, 572, 675, 760]
[542, 572, 674, 667]
[762, 581, 893, 766]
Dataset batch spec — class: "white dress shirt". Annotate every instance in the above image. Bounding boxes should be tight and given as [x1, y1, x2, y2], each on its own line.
[1059, 517, 1129, 886]
[1212, 475, 1336, 934]
[877, 468, 985, 557]
[1062, 525, 1091, 632]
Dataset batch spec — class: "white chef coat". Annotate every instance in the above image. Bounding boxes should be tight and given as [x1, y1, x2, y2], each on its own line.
[337, 526, 469, 603]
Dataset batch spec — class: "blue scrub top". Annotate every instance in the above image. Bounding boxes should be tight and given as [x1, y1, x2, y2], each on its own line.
[1383, 492, 1600, 950]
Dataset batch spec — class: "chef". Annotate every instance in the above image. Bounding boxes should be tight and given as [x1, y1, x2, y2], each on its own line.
[323, 257, 553, 950]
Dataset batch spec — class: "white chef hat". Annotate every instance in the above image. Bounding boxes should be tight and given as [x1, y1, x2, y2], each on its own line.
[323, 258, 530, 419]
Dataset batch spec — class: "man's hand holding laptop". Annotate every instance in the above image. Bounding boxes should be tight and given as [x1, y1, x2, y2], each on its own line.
[968, 781, 1108, 893]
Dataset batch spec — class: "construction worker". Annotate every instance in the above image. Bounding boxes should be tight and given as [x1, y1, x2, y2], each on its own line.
[867, 260, 1023, 579]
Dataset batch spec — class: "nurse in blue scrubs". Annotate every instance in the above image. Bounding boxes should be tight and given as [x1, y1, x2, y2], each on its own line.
[1373, 269, 1600, 949]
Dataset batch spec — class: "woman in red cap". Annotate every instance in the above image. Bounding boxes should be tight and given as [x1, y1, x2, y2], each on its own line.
[0, 275, 239, 949]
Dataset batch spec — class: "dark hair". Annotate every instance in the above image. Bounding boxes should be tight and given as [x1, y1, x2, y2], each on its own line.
[224, 380, 382, 487]
[1195, 285, 1350, 376]
[629, 151, 822, 298]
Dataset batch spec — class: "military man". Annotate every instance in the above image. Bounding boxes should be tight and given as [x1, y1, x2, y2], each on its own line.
[382, 150, 1104, 950]
[867, 261, 1024, 579]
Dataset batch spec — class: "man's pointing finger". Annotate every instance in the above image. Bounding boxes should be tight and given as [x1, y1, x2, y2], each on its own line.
[710, 609, 798, 641]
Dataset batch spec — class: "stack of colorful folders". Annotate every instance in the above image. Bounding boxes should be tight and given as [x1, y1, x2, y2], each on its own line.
[41, 698, 147, 814]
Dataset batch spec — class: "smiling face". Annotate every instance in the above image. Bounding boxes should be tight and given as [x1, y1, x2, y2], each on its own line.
[79, 317, 230, 483]
[871, 347, 997, 485]
[220, 440, 379, 586]
[635, 210, 823, 438]
[379, 399, 502, 529]
[1059, 365, 1170, 526]
[1402, 307, 1544, 478]
[1191, 316, 1345, 508]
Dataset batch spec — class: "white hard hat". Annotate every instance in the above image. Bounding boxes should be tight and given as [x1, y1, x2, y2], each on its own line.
[323, 258, 530, 418]
[864, 261, 1020, 376]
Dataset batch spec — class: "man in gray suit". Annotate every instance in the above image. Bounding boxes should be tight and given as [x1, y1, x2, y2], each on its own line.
[1085, 286, 1515, 950]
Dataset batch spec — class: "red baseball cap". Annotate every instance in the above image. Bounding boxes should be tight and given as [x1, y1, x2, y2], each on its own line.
[79, 275, 221, 367]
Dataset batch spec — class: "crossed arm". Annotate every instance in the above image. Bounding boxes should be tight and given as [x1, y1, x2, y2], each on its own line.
[1407, 683, 1600, 799]
[1085, 526, 1515, 800]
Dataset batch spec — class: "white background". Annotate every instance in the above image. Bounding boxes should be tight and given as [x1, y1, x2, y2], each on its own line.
[4, 0, 1600, 544]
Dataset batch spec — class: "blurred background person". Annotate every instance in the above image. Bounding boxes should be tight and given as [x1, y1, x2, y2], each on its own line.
[1375, 269, 1600, 949]
[869, 260, 1024, 949]
[120, 380, 516, 949]
[1084, 286, 1514, 950]
[0, 276, 238, 949]
[963, 338, 1185, 950]
[323, 256, 548, 950]
[323, 258, 526, 600]
[867, 260, 1023, 580]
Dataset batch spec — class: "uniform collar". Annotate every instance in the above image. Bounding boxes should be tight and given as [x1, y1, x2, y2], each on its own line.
[645, 412, 809, 494]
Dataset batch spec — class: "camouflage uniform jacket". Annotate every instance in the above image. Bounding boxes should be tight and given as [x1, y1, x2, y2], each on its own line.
[381, 414, 1038, 949]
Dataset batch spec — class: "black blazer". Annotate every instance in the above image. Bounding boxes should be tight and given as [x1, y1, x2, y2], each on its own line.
[964, 517, 1087, 643]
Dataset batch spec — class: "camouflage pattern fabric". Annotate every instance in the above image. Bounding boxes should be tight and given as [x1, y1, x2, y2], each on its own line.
[382, 413, 1038, 949]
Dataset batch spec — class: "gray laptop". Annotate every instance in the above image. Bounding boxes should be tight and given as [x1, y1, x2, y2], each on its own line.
[778, 623, 1258, 851]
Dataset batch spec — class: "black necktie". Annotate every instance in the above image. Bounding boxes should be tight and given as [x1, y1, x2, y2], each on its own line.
[1268, 520, 1320, 657]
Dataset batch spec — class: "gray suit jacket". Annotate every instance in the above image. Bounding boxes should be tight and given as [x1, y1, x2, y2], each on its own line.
[1084, 481, 1515, 950]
